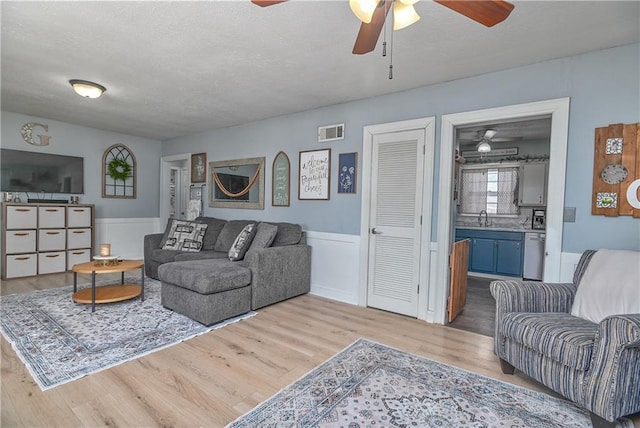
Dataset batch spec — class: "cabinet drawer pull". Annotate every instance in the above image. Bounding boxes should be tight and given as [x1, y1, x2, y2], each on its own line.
[15, 208, 31, 212]
[45, 254, 60, 258]
[72, 209, 86, 212]
[45, 209, 59, 212]
[15, 256, 31, 261]
[72, 230, 86, 234]
[13, 232, 29, 236]
[71, 251, 85, 255]
[46, 231, 61, 235]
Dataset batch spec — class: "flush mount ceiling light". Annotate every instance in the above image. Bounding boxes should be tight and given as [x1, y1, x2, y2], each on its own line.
[69, 79, 106, 99]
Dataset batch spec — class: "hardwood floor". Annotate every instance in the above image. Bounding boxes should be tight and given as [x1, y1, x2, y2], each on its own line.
[1, 274, 638, 427]
[448, 276, 496, 337]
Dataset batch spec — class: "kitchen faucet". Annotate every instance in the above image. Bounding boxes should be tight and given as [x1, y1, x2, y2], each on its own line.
[478, 210, 489, 227]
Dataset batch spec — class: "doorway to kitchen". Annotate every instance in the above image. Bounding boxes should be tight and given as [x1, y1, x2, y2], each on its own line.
[432, 98, 570, 326]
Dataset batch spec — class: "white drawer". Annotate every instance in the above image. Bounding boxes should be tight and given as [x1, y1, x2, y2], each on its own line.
[5, 230, 37, 254]
[6, 206, 37, 229]
[67, 228, 92, 249]
[67, 249, 91, 270]
[38, 251, 66, 274]
[38, 229, 66, 251]
[67, 206, 92, 227]
[38, 206, 66, 228]
[6, 254, 37, 278]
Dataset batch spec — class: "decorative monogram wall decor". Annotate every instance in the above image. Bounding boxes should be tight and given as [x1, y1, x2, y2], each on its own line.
[591, 122, 639, 217]
[21, 122, 50, 146]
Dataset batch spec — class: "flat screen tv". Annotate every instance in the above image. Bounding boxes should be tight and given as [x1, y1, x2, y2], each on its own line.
[1, 149, 84, 194]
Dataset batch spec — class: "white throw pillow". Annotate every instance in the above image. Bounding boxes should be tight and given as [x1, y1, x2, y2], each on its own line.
[228, 223, 257, 261]
[161, 220, 208, 252]
[570, 249, 640, 323]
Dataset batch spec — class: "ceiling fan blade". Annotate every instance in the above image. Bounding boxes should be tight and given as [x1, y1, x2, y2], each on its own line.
[434, 0, 514, 27]
[352, 0, 392, 55]
[251, 0, 288, 7]
[484, 129, 498, 140]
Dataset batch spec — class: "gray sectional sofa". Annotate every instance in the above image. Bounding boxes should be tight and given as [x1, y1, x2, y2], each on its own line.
[144, 217, 311, 325]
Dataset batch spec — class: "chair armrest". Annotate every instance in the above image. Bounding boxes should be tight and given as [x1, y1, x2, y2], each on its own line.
[244, 244, 311, 310]
[144, 233, 163, 258]
[582, 314, 640, 421]
[490, 280, 577, 314]
[491, 280, 577, 355]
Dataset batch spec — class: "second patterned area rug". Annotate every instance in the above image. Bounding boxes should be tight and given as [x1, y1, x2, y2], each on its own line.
[228, 338, 632, 428]
[0, 278, 256, 390]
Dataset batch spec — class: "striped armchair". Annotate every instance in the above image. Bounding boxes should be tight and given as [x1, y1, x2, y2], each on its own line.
[491, 250, 640, 428]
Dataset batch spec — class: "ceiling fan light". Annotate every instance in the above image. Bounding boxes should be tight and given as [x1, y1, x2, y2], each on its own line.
[69, 79, 106, 98]
[349, 0, 378, 24]
[393, 3, 420, 30]
[477, 141, 492, 153]
[398, 0, 419, 5]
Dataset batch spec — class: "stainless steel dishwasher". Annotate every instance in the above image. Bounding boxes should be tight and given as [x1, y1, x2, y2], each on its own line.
[523, 232, 545, 280]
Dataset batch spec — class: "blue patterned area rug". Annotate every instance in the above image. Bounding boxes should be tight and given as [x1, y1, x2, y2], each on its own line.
[228, 338, 633, 428]
[0, 278, 256, 391]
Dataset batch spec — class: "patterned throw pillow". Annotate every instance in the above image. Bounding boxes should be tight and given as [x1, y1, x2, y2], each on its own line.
[161, 220, 208, 252]
[228, 223, 257, 261]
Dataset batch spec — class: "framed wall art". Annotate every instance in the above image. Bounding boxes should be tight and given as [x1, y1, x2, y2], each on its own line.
[102, 144, 136, 199]
[338, 152, 357, 194]
[272, 151, 290, 206]
[299, 148, 330, 200]
[191, 152, 207, 183]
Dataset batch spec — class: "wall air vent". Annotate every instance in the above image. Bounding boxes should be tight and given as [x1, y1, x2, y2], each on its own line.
[318, 123, 345, 143]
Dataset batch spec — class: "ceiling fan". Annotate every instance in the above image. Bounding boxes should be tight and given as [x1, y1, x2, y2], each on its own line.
[251, 0, 515, 55]
[460, 129, 522, 153]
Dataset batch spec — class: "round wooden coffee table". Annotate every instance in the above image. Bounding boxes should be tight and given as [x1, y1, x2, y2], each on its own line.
[72, 259, 145, 312]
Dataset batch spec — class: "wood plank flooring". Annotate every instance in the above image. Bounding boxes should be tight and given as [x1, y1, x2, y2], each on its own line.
[448, 276, 496, 337]
[1, 273, 638, 427]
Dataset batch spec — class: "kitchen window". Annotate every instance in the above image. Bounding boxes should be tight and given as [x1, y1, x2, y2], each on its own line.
[459, 164, 519, 215]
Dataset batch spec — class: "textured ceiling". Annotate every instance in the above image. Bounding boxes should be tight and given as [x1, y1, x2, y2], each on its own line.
[1, 1, 639, 141]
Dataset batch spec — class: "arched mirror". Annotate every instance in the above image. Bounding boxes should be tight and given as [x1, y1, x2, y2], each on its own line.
[209, 157, 265, 209]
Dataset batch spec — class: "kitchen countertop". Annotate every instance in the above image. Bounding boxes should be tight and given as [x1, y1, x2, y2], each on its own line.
[456, 226, 545, 233]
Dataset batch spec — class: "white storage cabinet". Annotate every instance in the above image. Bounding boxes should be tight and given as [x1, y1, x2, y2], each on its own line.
[2, 203, 95, 279]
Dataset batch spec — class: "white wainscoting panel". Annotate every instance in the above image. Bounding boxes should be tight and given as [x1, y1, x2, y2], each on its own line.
[95, 218, 162, 260]
[306, 231, 360, 305]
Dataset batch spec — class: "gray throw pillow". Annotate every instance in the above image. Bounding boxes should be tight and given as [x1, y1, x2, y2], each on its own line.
[228, 223, 257, 261]
[248, 222, 278, 252]
[161, 220, 208, 252]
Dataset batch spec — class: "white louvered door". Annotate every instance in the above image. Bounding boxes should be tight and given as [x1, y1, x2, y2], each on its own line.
[367, 129, 425, 317]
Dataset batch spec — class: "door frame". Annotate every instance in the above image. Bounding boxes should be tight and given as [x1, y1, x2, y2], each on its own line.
[433, 98, 570, 324]
[358, 117, 436, 321]
[160, 153, 190, 227]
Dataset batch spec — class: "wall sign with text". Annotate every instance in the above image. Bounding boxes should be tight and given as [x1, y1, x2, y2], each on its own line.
[299, 148, 330, 200]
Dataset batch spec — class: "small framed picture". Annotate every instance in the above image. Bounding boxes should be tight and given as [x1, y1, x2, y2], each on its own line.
[191, 153, 207, 183]
[338, 152, 357, 194]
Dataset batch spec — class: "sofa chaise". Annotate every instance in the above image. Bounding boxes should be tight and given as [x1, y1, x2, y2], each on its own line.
[144, 217, 311, 325]
[491, 249, 640, 427]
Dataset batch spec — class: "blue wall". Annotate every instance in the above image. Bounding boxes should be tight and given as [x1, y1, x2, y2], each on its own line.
[163, 43, 639, 252]
[1, 111, 162, 218]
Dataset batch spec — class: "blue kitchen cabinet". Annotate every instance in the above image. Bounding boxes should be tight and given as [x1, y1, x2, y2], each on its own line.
[470, 238, 495, 273]
[455, 229, 523, 277]
[496, 239, 522, 276]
